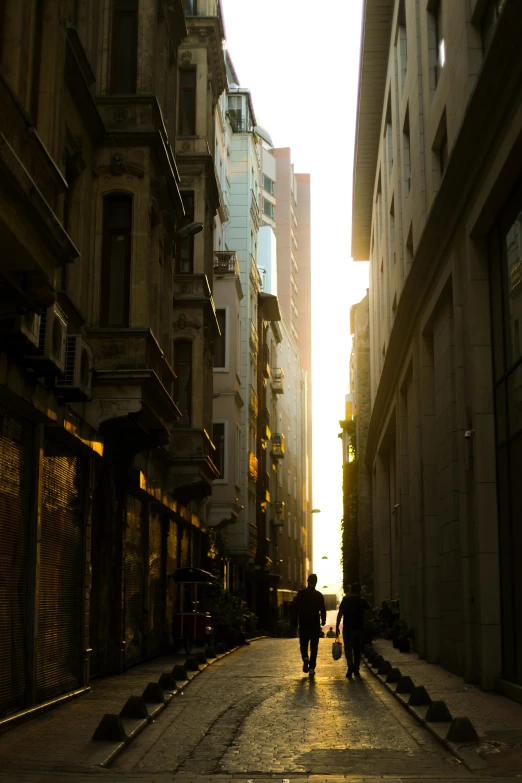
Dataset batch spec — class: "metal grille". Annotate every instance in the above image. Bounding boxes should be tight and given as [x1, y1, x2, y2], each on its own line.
[36, 445, 83, 701]
[0, 409, 30, 717]
[148, 511, 163, 658]
[124, 495, 144, 667]
[62, 337, 77, 385]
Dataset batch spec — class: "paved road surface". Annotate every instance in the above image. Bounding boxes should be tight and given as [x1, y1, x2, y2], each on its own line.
[0, 638, 514, 783]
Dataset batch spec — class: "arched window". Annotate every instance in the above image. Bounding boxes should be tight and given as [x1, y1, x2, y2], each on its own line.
[174, 340, 192, 426]
[110, 0, 138, 94]
[101, 194, 132, 326]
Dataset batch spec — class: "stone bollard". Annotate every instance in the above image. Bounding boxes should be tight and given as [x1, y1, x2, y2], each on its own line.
[142, 683, 166, 704]
[408, 685, 432, 707]
[184, 656, 200, 671]
[172, 664, 188, 680]
[205, 646, 217, 659]
[378, 661, 392, 675]
[215, 643, 227, 654]
[120, 696, 149, 720]
[396, 675, 415, 694]
[385, 667, 402, 683]
[371, 655, 384, 669]
[158, 672, 177, 691]
[92, 713, 128, 741]
[446, 717, 480, 743]
[426, 700, 453, 723]
[195, 651, 207, 665]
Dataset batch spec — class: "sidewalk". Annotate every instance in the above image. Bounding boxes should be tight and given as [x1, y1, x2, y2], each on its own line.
[367, 639, 522, 776]
[0, 642, 248, 776]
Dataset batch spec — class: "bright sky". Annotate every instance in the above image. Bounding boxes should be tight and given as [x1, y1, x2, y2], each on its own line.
[220, 0, 369, 599]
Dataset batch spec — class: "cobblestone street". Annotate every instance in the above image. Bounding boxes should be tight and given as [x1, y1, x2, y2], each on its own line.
[0, 639, 519, 783]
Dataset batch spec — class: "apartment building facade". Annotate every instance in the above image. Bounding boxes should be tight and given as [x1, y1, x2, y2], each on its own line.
[0, 0, 225, 720]
[352, 0, 522, 693]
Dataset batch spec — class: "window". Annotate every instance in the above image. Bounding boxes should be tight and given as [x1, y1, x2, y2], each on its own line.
[397, 0, 407, 90]
[110, 0, 138, 95]
[184, 0, 197, 14]
[228, 95, 244, 132]
[263, 174, 275, 195]
[403, 107, 411, 197]
[101, 195, 132, 326]
[174, 340, 192, 426]
[263, 198, 274, 219]
[214, 309, 227, 368]
[179, 68, 196, 135]
[213, 422, 226, 479]
[176, 192, 195, 273]
[428, 0, 445, 89]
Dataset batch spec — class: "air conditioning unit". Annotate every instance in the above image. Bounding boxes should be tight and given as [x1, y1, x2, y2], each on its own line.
[55, 336, 93, 398]
[30, 303, 67, 373]
[0, 311, 41, 348]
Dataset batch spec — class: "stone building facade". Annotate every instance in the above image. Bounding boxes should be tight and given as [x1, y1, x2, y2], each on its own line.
[0, 0, 225, 720]
[352, 0, 522, 693]
[339, 293, 372, 595]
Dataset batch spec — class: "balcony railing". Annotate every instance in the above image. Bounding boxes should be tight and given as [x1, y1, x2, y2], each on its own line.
[271, 367, 284, 394]
[260, 406, 271, 441]
[248, 452, 258, 481]
[250, 255, 262, 291]
[271, 433, 285, 459]
[249, 385, 258, 419]
[250, 190, 260, 230]
[273, 500, 285, 523]
[214, 250, 239, 276]
[249, 319, 258, 354]
[226, 111, 252, 134]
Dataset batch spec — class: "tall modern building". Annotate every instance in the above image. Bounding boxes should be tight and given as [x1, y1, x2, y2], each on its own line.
[352, 0, 522, 693]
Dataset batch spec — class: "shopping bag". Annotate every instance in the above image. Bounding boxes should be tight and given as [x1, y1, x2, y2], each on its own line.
[332, 640, 343, 660]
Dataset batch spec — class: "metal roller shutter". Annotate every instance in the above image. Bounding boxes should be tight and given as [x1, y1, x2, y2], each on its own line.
[148, 510, 164, 658]
[36, 444, 83, 702]
[125, 495, 144, 667]
[0, 408, 30, 717]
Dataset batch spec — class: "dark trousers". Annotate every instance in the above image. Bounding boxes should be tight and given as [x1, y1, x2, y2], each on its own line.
[343, 628, 364, 670]
[299, 629, 320, 668]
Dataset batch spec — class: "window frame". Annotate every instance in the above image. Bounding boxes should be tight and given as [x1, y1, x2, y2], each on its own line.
[212, 420, 227, 483]
[173, 339, 193, 427]
[101, 193, 132, 327]
[178, 67, 197, 136]
[214, 307, 228, 371]
[110, 0, 138, 95]
[176, 191, 195, 273]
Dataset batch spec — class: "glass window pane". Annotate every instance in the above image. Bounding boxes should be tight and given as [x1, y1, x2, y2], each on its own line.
[212, 423, 225, 478]
[108, 233, 128, 325]
[505, 210, 522, 370]
[214, 310, 226, 368]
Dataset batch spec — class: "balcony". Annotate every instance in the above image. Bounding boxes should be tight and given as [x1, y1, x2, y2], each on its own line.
[0, 75, 79, 314]
[248, 523, 257, 557]
[249, 385, 258, 420]
[259, 471, 271, 503]
[273, 500, 285, 523]
[260, 406, 271, 441]
[214, 250, 239, 276]
[271, 367, 284, 394]
[249, 319, 258, 354]
[250, 191, 260, 231]
[250, 255, 262, 291]
[167, 427, 219, 504]
[87, 328, 178, 441]
[262, 344, 271, 379]
[271, 433, 285, 460]
[248, 452, 258, 481]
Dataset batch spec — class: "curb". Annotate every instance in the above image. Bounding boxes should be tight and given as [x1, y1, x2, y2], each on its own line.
[87, 636, 269, 769]
[362, 650, 487, 772]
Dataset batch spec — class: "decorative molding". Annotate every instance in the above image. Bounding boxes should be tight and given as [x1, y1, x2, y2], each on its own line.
[93, 153, 145, 179]
[181, 50, 193, 64]
[113, 107, 129, 123]
[173, 313, 201, 331]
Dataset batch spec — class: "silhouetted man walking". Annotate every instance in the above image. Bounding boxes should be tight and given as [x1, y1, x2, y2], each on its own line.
[292, 574, 326, 677]
[336, 583, 371, 678]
